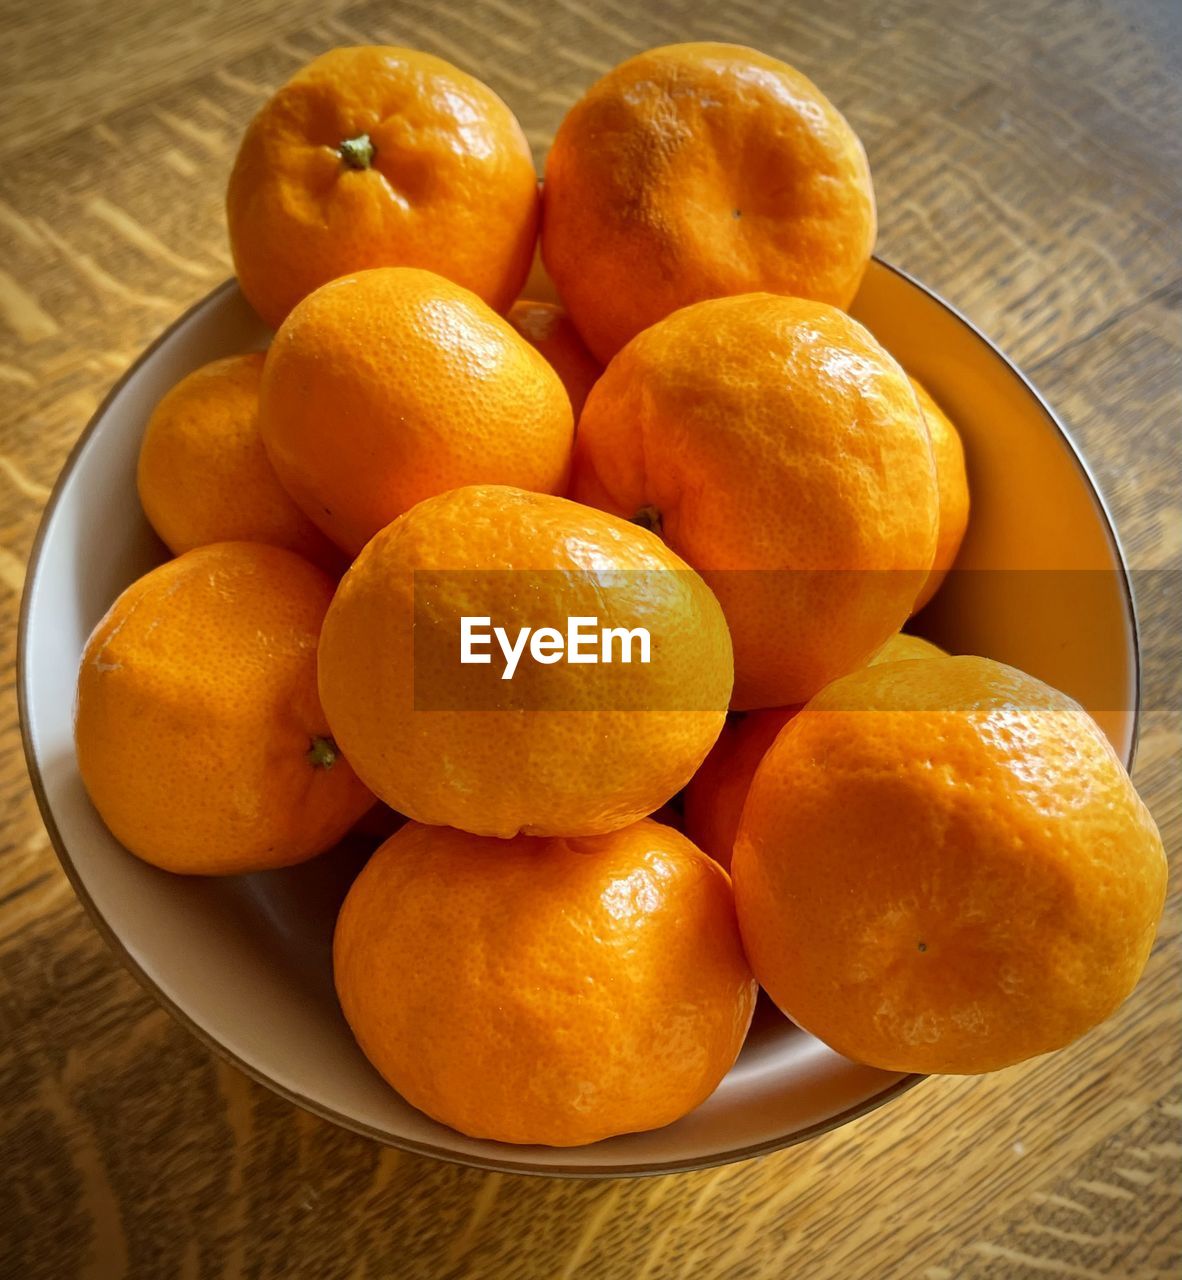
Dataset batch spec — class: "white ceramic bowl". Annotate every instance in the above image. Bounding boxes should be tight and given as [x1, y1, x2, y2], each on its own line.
[18, 261, 1139, 1177]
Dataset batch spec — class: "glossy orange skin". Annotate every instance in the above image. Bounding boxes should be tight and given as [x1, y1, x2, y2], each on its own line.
[75, 543, 374, 875]
[506, 299, 602, 417]
[227, 47, 539, 329]
[334, 818, 757, 1145]
[259, 268, 574, 556]
[733, 657, 1167, 1074]
[318, 485, 733, 838]
[684, 634, 945, 868]
[135, 354, 340, 572]
[909, 377, 970, 613]
[571, 294, 938, 708]
[543, 42, 876, 362]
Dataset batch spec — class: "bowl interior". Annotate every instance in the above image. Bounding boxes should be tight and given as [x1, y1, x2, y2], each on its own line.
[19, 262, 1137, 1176]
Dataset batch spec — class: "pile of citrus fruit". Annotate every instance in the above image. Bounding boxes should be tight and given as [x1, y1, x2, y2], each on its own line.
[74, 43, 1166, 1147]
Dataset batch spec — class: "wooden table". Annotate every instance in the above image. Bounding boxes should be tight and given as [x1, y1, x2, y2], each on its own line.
[2, 1, 1178, 1275]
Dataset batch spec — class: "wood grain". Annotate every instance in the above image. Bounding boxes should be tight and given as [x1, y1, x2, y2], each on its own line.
[1, 1, 1179, 1276]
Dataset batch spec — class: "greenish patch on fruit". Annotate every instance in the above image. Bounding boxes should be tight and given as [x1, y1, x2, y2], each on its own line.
[307, 736, 339, 769]
[339, 134, 375, 170]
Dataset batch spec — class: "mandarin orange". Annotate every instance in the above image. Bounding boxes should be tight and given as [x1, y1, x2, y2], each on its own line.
[227, 47, 538, 328]
[506, 299, 602, 417]
[868, 633, 947, 665]
[334, 818, 757, 1145]
[259, 268, 573, 556]
[136, 354, 339, 571]
[571, 293, 938, 708]
[317, 484, 733, 838]
[542, 42, 875, 361]
[75, 543, 373, 875]
[909, 377, 970, 613]
[733, 657, 1167, 1073]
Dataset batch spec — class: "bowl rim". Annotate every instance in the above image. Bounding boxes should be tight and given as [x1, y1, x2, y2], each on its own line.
[16, 259, 1141, 1179]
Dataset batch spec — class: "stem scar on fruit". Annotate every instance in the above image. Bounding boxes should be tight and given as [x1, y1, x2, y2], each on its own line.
[338, 134, 375, 170]
[917, 941, 928, 952]
[307, 736, 339, 769]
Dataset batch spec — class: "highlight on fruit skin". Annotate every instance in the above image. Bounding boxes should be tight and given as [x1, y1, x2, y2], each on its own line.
[227, 46, 539, 329]
[571, 293, 939, 709]
[543, 41, 876, 362]
[334, 818, 758, 1146]
[74, 542, 375, 875]
[732, 656, 1167, 1075]
[317, 484, 734, 838]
